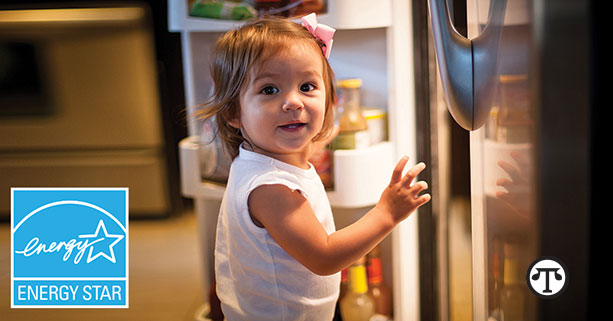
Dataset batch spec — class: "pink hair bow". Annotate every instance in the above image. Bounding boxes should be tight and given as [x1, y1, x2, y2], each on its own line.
[301, 13, 335, 59]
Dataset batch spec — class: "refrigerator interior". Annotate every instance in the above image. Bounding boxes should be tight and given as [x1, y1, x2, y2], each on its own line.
[172, 1, 423, 319]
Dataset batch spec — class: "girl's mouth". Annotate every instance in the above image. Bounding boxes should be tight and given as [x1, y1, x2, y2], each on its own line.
[279, 123, 307, 132]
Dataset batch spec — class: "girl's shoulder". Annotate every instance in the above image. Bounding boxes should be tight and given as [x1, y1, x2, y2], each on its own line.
[229, 156, 305, 194]
[247, 182, 308, 227]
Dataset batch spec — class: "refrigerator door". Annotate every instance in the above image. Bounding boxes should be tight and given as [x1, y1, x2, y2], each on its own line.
[465, 1, 538, 320]
[427, 0, 538, 318]
[428, 0, 592, 319]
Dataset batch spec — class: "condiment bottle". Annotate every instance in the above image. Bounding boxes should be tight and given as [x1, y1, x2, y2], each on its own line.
[367, 246, 393, 318]
[340, 257, 375, 321]
[332, 78, 370, 150]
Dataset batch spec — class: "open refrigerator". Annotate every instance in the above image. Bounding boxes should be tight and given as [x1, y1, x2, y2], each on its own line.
[171, 1, 420, 319]
[170, 0, 593, 320]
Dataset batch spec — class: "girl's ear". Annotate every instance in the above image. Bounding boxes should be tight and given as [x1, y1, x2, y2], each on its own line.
[227, 117, 240, 129]
[224, 105, 241, 129]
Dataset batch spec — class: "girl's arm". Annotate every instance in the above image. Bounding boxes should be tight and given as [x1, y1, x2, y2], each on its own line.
[248, 156, 430, 276]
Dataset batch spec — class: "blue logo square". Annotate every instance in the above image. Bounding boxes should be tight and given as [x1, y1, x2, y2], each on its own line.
[11, 188, 129, 308]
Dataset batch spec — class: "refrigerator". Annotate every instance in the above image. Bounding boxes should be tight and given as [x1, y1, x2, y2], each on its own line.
[171, 0, 596, 320]
[422, 0, 595, 320]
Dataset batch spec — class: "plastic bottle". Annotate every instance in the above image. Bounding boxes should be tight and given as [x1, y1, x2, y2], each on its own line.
[332, 79, 370, 150]
[366, 246, 393, 318]
[340, 257, 375, 321]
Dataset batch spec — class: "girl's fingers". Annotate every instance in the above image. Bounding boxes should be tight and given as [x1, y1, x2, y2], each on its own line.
[410, 181, 428, 195]
[390, 156, 409, 184]
[401, 162, 426, 186]
[416, 193, 431, 206]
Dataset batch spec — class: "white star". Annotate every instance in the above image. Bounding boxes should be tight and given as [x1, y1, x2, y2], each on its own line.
[78, 220, 124, 263]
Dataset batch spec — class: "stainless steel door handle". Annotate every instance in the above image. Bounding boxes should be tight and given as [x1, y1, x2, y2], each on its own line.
[428, 0, 507, 130]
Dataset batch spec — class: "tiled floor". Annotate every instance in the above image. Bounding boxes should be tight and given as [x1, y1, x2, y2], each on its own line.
[1, 209, 206, 321]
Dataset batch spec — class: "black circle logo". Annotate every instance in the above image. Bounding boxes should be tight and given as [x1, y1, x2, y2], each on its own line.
[526, 257, 568, 298]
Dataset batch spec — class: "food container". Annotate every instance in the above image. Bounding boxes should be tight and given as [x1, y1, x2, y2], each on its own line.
[362, 107, 387, 145]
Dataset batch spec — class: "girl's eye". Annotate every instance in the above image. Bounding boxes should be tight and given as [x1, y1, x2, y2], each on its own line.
[260, 86, 279, 95]
[300, 83, 316, 92]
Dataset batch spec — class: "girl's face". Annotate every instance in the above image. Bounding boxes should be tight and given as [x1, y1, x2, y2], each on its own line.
[231, 42, 326, 168]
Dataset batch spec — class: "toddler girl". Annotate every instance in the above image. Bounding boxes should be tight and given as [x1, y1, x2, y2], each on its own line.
[198, 13, 431, 320]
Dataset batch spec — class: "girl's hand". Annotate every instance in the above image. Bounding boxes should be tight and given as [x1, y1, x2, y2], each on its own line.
[375, 156, 430, 225]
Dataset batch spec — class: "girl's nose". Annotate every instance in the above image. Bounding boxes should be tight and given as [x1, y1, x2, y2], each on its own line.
[282, 92, 304, 112]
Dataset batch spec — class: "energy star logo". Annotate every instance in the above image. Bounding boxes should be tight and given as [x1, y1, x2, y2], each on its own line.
[11, 188, 129, 308]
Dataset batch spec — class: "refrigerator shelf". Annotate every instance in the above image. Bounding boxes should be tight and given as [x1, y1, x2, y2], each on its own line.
[168, 0, 392, 32]
[326, 141, 394, 208]
[179, 135, 393, 208]
[178, 135, 226, 201]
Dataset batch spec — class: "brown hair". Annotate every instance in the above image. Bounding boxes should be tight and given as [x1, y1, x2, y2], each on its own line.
[194, 16, 337, 159]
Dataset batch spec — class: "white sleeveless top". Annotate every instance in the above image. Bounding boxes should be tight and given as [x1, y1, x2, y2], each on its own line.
[214, 145, 340, 321]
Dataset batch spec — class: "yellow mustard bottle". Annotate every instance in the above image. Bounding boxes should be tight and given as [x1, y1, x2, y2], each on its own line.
[340, 257, 375, 321]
